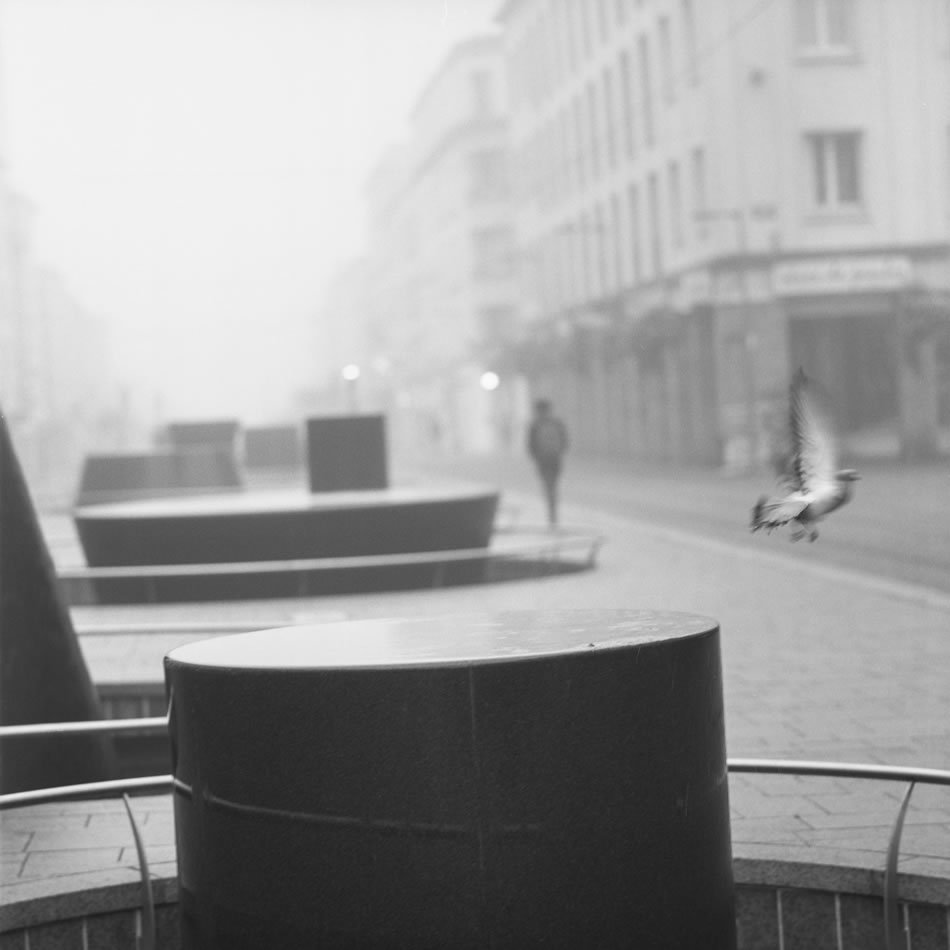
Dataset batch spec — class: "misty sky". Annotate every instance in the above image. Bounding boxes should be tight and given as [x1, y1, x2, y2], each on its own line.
[1, 0, 498, 421]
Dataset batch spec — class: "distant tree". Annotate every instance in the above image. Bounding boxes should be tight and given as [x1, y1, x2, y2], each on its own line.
[0, 411, 116, 793]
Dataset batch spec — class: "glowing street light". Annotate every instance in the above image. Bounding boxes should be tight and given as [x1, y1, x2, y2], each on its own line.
[341, 364, 361, 413]
[480, 371, 500, 392]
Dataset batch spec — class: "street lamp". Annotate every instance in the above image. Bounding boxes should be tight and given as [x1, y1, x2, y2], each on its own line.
[341, 364, 360, 413]
[480, 371, 500, 392]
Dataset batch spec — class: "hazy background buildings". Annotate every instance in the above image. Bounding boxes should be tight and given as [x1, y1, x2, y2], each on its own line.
[322, 0, 950, 464]
[0, 86, 119, 496]
[1, 0, 948, 493]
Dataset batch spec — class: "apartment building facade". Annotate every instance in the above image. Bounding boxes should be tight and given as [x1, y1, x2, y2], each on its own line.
[499, 0, 950, 464]
[363, 34, 524, 454]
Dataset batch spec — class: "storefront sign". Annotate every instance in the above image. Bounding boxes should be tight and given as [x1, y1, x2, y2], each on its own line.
[773, 255, 912, 296]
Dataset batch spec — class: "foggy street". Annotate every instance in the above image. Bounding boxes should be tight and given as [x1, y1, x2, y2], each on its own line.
[400, 450, 950, 595]
[380, 450, 950, 784]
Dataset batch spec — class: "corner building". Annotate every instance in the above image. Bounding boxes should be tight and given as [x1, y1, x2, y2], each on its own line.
[499, 0, 950, 464]
[364, 34, 522, 455]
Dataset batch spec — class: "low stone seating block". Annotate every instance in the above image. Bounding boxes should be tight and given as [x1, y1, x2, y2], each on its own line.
[75, 450, 242, 506]
[165, 609, 736, 949]
[73, 486, 499, 567]
[306, 414, 388, 492]
[164, 420, 241, 451]
[243, 425, 302, 469]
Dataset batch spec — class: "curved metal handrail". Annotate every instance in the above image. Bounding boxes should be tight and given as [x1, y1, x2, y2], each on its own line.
[5, 719, 949, 787]
[0, 716, 169, 738]
[2, 718, 947, 950]
[728, 757, 950, 786]
[0, 774, 175, 808]
[728, 757, 950, 950]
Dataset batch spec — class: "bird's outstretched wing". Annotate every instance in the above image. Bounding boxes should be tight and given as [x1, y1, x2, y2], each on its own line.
[789, 370, 839, 499]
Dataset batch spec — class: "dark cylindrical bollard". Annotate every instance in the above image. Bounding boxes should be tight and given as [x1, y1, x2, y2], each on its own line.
[165, 609, 736, 949]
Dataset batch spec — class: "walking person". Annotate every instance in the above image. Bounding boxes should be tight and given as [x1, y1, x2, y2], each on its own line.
[527, 398, 569, 528]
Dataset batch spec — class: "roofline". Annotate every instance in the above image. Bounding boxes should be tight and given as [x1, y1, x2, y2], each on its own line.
[408, 32, 502, 122]
[493, 0, 525, 22]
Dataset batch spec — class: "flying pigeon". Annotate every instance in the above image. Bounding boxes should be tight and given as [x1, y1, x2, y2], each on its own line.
[750, 369, 860, 542]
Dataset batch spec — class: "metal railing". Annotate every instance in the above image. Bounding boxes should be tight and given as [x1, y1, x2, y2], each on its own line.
[3, 718, 949, 950]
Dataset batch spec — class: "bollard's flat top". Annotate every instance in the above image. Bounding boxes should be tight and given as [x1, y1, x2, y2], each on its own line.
[76, 485, 497, 520]
[164, 609, 717, 671]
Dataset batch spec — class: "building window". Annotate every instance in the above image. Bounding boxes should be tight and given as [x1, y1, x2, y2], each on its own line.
[567, 2, 581, 72]
[574, 96, 586, 188]
[796, 0, 856, 55]
[587, 81, 601, 180]
[806, 131, 863, 210]
[647, 172, 663, 275]
[559, 108, 571, 195]
[472, 228, 515, 279]
[579, 211, 592, 299]
[603, 67, 617, 170]
[472, 70, 494, 116]
[638, 35, 655, 148]
[690, 146, 707, 240]
[468, 149, 509, 203]
[619, 50, 636, 159]
[658, 15, 675, 102]
[668, 160, 683, 248]
[610, 191, 624, 291]
[581, 2, 593, 59]
[628, 183, 642, 283]
[597, 0, 609, 42]
[594, 204, 607, 295]
[681, 0, 698, 84]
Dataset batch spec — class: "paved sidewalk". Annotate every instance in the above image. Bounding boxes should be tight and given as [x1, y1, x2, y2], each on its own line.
[4, 476, 950, 918]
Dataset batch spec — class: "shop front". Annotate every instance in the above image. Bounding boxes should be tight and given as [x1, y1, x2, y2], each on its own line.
[772, 251, 949, 461]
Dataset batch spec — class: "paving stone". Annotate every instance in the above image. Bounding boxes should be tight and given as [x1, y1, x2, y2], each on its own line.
[1, 816, 88, 834]
[730, 793, 827, 820]
[0, 855, 26, 884]
[730, 816, 816, 845]
[0, 832, 32, 855]
[20, 849, 123, 879]
[799, 809, 929, 831]
[118, 844, 178, 867]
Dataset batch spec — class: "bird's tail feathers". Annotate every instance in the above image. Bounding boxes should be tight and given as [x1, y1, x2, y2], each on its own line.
[750, 494, 808, 532]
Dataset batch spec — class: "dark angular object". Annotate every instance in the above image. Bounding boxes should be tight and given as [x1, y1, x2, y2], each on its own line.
[306, 414, 388, 491]
[166, 609, 736, 950]
[75, 449, 242, 506]
[164, 420, 240, 451]
[243, 425, 301, 469]
[0, 413, 116, 793]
